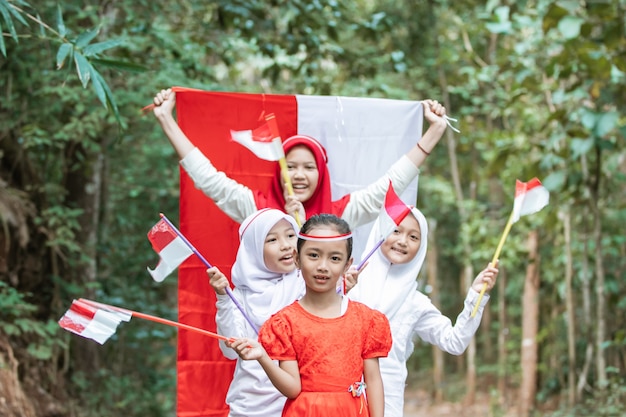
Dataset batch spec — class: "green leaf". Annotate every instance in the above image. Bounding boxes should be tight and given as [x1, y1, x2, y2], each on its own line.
[83, 38, 124, 57]
[90, 58, 148, 73]
[73, 52, 92, 88]
[595, 111, 618, 137]
[6, 0, 28, 26]
[92, 69, 121, 125]
[0, 2, 18, 40]
[76, 27, 100, 48]
[542, 3, 568, 33]
[486, 21, 512, 34]
[542, 170, 567, 191]
[558, 16, 584, 39]
[56, 43, 73, 69]
[88, 65, 107, 109]
[570, 138, 594, 159]
[56, 4, 66, 37]
[0, 21, 6, 57]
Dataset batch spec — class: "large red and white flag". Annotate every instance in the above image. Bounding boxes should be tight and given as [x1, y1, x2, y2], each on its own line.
[173, 88, 423, 417]
[230, 114, 285, 162]
[511, 177, 550, 223]
[58, 299, 131, 344]
[147, 218, 194, 282]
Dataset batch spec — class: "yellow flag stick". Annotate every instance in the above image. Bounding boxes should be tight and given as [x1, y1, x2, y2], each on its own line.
[471, 210, 514, 317]
[265, 114, 302, 227]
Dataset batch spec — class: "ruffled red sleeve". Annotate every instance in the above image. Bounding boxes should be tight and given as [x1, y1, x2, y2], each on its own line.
[362, 308, 392, 359]
[259, 313, 296, 361]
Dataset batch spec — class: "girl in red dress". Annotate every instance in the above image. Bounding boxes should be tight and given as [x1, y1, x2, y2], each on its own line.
[229, 214, 392, 417]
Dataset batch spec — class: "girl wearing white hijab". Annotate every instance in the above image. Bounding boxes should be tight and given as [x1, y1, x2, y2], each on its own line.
[348, 207, 498, 417]
[207, 208, 304, 417]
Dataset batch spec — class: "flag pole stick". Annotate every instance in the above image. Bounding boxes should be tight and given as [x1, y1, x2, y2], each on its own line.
[79, 298, 231, 342]
[356, 238, 384, 271]
[277, 158, 301, 227]
[265, 113, 302, 227]
[471, 210, 514, 317]
[160, 213, 260, 334]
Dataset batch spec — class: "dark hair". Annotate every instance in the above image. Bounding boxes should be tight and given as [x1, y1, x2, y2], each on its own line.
[297, 214, 353, 258]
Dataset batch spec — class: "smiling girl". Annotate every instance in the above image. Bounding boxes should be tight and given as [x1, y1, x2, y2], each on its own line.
[348, 208, 499, 417]
[152, 89, 448, 227]
[228, 214, 392, 417]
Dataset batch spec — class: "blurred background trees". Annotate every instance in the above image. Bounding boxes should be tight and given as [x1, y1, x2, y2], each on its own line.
[1, 0, 624, 416]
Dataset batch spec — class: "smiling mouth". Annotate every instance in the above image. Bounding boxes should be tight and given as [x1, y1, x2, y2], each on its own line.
[391, 247, 408, 255]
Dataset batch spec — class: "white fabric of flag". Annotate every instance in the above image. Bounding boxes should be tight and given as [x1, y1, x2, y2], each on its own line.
[511, 178, 550, 223]
[147, 219, 195, 282]
[58, 299, 131, 345]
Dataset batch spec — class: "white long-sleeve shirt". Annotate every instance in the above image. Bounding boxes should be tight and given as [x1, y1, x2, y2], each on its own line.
[180, 147, 420, 227]
[381, 289, 489, 417]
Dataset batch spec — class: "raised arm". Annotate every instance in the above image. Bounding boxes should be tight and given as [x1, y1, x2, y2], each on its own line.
[152, 88, 195, 159]
[405, 99, 448, 169]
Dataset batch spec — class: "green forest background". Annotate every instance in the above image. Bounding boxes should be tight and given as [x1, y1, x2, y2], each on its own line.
[0, 0, 624, 416]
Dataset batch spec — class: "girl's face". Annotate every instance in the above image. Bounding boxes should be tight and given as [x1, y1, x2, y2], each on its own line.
[296, 225, 353, 293]
[285, 145, 319, 203]
[263, 219, 297, 274]
[380, 213, 421, 265]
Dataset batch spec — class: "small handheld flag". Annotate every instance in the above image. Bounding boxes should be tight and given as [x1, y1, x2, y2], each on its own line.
[148, 214, 261, 334]
[59, 298, 231, 344]
[356, 181, 412, 271]
[58, 299, 131, 344]
[471, 177, 550, 317]
[230, 113, 301, 227]
[147, 218, 195, 282]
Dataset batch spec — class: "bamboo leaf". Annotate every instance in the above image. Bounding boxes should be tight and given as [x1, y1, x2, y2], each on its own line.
[88, 65, 107, 109]
[73, 52, 91, 88]
[56, 43, 73, 69]
[76, 27, 100, 48]
[83, 38, 124, 57]
[5, 0, 28, 26]
[0, 21, 5, 56]
[90, 58, 148, 73]
[0, 4, 17, 40]
[92, 70, 121, 125]
[56, 4, 66, 37]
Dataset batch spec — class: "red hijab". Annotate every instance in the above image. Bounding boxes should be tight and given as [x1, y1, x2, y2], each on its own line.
[253, 135, 350, 218]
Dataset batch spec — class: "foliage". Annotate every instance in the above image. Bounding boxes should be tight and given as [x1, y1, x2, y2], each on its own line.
[0, 0, 624, 415]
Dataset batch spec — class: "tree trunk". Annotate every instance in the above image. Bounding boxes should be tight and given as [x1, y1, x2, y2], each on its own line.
[497, 266, 508, 406]
[426, 219, 444, 403]
[463, 264, 476, 405]
[519, 230, 539, 417]
[560, 209, 576, 405]
[576, 216, 593, 398]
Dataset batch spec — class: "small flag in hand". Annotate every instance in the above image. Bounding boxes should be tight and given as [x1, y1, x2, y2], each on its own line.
[58, 299, 131, 344]
[230, 114, 285, 162]
[377, 180, 413, 240]
[511, 178, 550, 223]
[147, 218, 194, 282]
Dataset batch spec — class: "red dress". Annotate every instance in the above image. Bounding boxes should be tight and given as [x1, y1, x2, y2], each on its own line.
[259, 299, 392, 417]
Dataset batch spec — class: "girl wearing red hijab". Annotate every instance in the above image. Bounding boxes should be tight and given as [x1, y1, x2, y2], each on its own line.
[152, 89, 448, 229]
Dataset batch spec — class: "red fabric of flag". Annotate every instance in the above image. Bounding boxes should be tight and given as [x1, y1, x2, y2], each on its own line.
[175, 89, 297, 417]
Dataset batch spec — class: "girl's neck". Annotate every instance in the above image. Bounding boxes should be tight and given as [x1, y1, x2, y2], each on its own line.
[299, 291, 342, 319]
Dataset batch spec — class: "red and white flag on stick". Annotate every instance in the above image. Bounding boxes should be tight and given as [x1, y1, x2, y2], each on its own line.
[58, 299, 131, 344]
[230, 114, 285, 162]
[511, 177, 550, 223]
[471, 177, 550, 317]
[356, 181, 412, 271]
[147, 217, 194, 282]
[231, 113, 302, 226]
[59, 298, 231, 344]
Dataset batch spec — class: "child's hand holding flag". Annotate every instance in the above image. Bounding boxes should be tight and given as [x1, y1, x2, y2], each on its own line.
[230, 113, 302, 226]
[471, 177, 550, 317]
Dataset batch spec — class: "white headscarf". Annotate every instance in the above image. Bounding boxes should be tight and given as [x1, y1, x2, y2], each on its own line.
[231, 209, 303, 329]
[349, 207, 428, 320]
